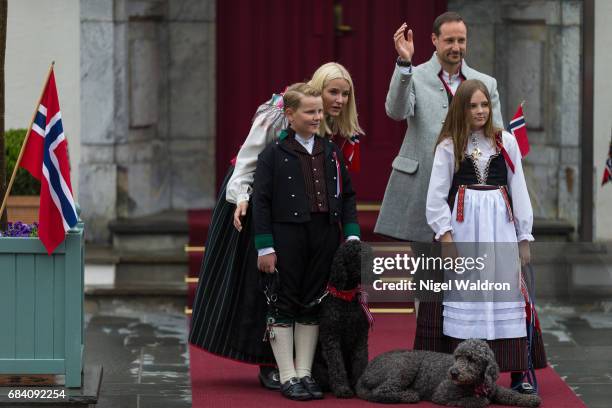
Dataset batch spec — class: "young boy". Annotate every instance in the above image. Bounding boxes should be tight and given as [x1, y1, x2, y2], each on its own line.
[253, 82, 360, 401]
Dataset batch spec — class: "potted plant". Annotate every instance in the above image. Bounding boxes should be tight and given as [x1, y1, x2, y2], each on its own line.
[0, 218, 85, 388]
[4, 129, 41, 223]
[0, 63, 87, 388]
[1, 131, 84, 388]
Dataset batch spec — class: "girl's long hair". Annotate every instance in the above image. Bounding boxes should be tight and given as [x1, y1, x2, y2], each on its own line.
[435, 79, 501, 171]
[308, 62, 364, 138]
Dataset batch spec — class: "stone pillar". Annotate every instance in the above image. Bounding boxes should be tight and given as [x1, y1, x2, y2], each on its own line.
[80, 0, 117, 242]
[168, 0, 217, 210]
[117, 1, 171, 218]
[80, 0, 217, 242]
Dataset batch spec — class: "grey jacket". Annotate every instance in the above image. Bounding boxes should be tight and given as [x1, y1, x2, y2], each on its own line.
[374, 53, 503, 242]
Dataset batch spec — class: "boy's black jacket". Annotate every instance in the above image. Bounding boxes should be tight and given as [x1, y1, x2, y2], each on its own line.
[252, 128, 360, 249]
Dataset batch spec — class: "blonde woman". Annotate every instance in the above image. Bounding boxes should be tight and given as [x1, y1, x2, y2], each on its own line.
[189, 63, 363, 390]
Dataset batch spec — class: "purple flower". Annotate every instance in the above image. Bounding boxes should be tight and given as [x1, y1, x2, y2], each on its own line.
[0, 222, 39, 237]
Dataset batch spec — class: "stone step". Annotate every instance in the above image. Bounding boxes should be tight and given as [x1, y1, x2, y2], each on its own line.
[562, 242, 612, 299]
[115, 255, 186, 285]
[85, 244, 186, 296]
[531, 218, 575, 241]
[101, 211, 191, 294]
[109, 210, 189, 252]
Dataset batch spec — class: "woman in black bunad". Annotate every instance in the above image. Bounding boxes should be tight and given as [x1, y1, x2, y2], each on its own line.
[189, 62, 363, 389]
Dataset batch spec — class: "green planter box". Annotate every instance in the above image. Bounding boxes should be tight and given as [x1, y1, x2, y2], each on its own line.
[0, 226, 84, 388]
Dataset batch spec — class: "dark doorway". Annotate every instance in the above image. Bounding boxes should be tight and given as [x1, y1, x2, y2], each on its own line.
[217, 0, 447, 200]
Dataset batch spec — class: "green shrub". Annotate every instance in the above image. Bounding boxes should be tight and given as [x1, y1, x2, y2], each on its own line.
[5, 129, 41, 196]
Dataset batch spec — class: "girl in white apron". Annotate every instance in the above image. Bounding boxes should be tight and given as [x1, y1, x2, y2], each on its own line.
[426, 79, 546, 393]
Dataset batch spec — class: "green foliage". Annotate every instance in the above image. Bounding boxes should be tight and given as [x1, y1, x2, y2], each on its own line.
[5, 129, 40, 196]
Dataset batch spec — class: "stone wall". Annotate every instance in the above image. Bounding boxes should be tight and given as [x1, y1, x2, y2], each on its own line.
[449, 0, 582, 235]
[80, 0, 216, 242]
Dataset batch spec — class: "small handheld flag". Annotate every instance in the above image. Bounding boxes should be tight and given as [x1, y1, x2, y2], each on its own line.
[508, 103, 530, 157]
[20, 66, 78, 254]
[602, 134, 612, 187]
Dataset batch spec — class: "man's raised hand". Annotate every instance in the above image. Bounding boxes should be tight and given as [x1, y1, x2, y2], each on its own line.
[394, 23, 414, 63]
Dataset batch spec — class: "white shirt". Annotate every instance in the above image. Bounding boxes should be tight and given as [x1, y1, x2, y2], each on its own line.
[426, 130, 534, 242]
[226, 106, 287, 204]
[294, 132, 315, 154]
[440, 69, 462, 94]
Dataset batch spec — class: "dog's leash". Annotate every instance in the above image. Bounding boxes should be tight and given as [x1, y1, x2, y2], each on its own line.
[358, 288, 375, 329]
[259, 269, 333, 341]
[260, 269, 281, 342]
[260, 269, 376, 342]
[516, 263, 539, 394]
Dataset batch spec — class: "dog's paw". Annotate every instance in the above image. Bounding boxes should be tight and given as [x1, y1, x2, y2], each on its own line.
[523, 394, 541, 407]
[333, 385, 354, 399]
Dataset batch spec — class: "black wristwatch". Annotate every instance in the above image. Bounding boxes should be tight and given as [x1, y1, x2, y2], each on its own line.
[396, 57, 412, 67]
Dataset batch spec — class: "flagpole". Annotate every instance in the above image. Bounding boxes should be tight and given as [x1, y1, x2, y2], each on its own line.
[0, 61, 55, 220]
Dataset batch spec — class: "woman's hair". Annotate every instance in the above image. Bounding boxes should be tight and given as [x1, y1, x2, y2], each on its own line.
[308, 62, 364, 138]
[282, 82, 322, 113]
[435, 79, 501, 171]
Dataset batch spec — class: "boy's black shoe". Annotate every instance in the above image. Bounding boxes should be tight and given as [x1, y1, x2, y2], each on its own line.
[280, 377, 312, 401]
[258, 366, 280, 390]
[300, 376, 324, 399]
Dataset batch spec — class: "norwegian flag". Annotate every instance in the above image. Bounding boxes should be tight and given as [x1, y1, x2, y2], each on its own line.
[20, 69, 78, 254]
[507, 104, 530, 157]
[340, 134, 361, 172]
[602, 136, 612, 186]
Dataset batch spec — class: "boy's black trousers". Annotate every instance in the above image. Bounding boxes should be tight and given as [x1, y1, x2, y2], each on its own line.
[270, 213, 340, 323]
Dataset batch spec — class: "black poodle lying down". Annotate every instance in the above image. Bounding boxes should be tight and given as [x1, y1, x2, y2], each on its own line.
[356, 339, 541, 407]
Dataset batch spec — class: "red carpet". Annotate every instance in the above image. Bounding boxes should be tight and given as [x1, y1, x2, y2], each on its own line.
[190, 313, 586, 408]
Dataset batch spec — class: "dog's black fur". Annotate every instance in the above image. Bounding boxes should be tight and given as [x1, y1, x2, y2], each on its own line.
[313, 240, 373, 398]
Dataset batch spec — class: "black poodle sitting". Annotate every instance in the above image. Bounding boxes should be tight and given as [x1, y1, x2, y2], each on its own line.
[314, 240, 373, 398]
[356, 338, 541, 407]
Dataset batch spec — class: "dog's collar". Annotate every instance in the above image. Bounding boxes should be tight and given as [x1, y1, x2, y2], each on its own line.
[326, 284, 360, 301]
[326, 283, 375, 328]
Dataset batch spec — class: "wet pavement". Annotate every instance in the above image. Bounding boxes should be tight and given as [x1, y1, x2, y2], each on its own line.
[84, 296, 612, 408]
[537, 301, 612, 408]
[84, 296, 191, 408]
